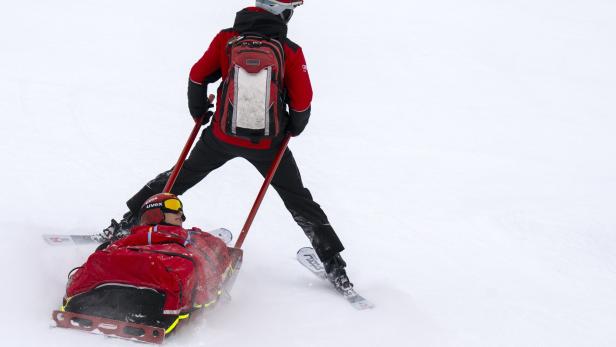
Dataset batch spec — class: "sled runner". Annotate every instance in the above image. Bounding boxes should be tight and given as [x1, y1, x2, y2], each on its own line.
[52, 310, 166, 344]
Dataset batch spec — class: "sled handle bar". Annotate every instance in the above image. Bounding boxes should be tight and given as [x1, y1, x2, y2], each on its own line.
[163, 95, 214, 193]
[235, 134, 291, 249]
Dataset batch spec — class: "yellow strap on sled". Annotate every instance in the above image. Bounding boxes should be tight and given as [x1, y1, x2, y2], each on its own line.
[60, 297, 73, 312]
[165, 313, 190, 334]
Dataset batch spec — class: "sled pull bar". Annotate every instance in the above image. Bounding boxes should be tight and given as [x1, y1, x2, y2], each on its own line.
[163, 95, 214, 193]
[235, 134, 291, 249]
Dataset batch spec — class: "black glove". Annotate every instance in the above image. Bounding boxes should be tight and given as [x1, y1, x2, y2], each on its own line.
[187, 79, 214, 124]
[287, 106, 311, 136]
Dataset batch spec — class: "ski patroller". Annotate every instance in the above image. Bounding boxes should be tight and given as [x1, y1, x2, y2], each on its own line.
[297, 247, 374, 310]
[50, 0, 360, 333]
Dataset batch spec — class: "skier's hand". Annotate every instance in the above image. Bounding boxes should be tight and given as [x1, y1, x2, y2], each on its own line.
[195, 94, 215, 125]
[188, 80, 215, 125]
[287, 107, 311, 136]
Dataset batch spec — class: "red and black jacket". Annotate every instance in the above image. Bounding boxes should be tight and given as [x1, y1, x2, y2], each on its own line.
[190, 7, 313, 149]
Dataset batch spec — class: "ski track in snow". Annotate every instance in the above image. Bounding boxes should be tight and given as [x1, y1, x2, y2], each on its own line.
[1, 1, 616, 346]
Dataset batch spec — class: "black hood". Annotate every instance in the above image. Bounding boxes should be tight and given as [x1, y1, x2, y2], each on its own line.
[233, 8, 288, 39]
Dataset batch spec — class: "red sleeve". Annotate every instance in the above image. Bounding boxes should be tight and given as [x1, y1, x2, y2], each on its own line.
[284, 46, 313, 112]
[189, 31, 227, 85]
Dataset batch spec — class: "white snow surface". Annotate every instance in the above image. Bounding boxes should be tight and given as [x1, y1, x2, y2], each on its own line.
[1, 1, 616, 346]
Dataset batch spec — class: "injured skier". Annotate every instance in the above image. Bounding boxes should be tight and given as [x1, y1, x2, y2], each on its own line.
[56, 193, 239, 341]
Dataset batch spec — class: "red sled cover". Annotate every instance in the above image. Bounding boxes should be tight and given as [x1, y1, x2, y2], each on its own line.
[65, 225, 231, 315]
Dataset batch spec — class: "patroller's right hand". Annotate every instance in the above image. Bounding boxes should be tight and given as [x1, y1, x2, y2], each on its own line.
[187, 79, 215, 124]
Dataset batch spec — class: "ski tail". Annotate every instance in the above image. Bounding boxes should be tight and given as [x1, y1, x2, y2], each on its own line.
[296, 246, 328, 279]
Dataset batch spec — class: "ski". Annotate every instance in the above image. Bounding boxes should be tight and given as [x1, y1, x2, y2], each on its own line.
[205, 227, 234, 244]
[296, 247, 374, 310]
[43, 234, 103, 245]
[43, 228, 234, 246]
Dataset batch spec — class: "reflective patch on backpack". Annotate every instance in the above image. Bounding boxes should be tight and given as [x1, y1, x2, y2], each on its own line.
[233, 66, 272, 135]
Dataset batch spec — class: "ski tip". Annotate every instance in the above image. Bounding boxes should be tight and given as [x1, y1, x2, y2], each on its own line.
[42, 235, 73, 246]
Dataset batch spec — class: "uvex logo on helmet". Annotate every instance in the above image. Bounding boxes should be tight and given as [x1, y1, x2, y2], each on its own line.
[256, 0, 304, 15]
[144, 202, 163, 210]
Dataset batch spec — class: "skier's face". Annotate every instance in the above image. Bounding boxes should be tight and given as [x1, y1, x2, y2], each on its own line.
[164, 211, 184, 226]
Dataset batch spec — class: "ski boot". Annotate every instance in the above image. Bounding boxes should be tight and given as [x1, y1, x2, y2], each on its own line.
[323, 253, 354, 295]
[100, 211, 137, 242]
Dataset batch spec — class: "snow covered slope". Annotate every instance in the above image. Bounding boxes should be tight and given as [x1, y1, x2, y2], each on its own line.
[1, 1, 615, 346]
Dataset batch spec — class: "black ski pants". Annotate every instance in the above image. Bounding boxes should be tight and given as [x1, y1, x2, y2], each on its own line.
[126, 127, 344, 261]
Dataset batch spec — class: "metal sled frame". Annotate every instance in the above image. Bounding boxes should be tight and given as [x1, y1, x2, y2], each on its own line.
[52, 310, 165, 344]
